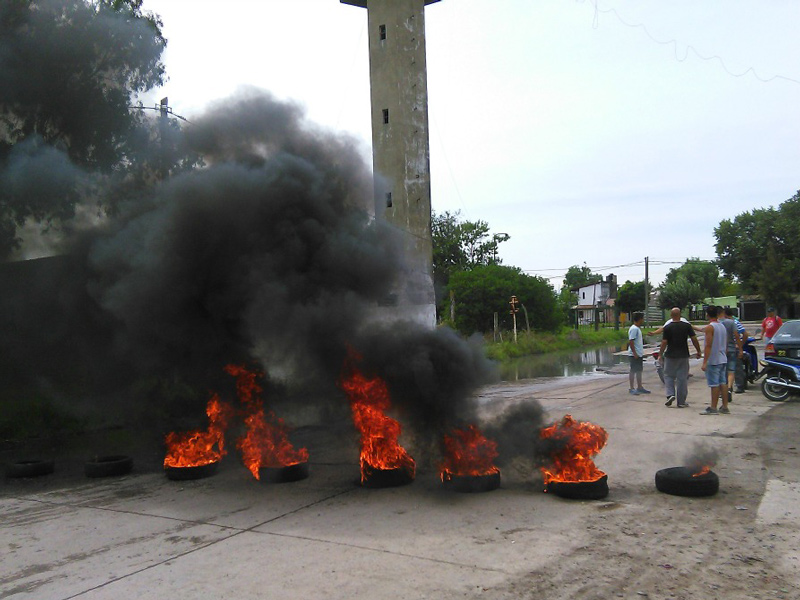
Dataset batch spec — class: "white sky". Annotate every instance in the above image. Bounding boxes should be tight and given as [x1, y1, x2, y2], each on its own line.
[138, 0, 800, 288]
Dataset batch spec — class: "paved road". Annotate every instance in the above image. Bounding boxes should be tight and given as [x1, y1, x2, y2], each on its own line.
[3, 362, 799, 599]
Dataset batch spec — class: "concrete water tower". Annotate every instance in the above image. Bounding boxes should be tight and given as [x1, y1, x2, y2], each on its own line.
[341, 0, 439, 327]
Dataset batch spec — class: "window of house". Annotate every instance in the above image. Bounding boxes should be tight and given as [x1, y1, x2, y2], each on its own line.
[382, 108, 389, 124]
[386, 192, 392, 208]
[379, 24, 386, 40]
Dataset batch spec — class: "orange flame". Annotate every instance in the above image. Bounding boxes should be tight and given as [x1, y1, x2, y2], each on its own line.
[539, 414, 608, 484]
[226, 364, 309, 480]
[692, 465, 711, 477]
[440, 425, 500, 481]
[164, 394, 234, 468]
[339, 349, 415, 483]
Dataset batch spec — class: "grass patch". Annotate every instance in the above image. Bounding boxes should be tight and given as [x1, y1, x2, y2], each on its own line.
[486, 327, 629, 361]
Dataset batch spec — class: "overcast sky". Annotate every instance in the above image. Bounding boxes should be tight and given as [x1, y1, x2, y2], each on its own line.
[139, 0, 800, 288]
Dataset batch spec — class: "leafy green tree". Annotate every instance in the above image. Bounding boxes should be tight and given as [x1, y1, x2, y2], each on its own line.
[663, 258, 723, 298]
[658, 276, 705, 310]
[0, 0, 167, 256]
[432, 210, 509, 316]
[432, 211, 507, 280]
[715, 190, 800, 298]
[754, 244, 795, 309]
[562, 263, 599, 291]
[447, 264, 560, 335]
[616, 280, 646, 315]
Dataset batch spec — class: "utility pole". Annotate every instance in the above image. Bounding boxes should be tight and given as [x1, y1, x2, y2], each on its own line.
[509, 295, 520, 343]
[644, 256, 650, 327]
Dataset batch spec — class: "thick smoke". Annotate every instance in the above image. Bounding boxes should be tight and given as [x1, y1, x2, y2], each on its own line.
[483, 402, 568, 479]
[1, 85, 501, 452]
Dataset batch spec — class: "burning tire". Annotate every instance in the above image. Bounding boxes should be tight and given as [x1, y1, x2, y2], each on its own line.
[443, 471, 501, 493]
[655, 467, 719, 497]
[362, 466, 414, 488]
[258, 461, 309, 484]
[165, 461, 219, 481]
[85, 455, 133, 478]
[546, 475, 609, 500]
[6, 459, 55, 479]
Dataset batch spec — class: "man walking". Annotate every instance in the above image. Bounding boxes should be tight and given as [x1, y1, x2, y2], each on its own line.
[628, 312, 650, 395]
[700, 306, 729, 415]
[659, 307, 702, 408]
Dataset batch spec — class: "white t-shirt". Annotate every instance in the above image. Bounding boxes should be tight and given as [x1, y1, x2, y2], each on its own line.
[628, 324, 644, 357]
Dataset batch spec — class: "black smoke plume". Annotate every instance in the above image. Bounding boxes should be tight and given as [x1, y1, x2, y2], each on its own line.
[2, 87, 499, 450]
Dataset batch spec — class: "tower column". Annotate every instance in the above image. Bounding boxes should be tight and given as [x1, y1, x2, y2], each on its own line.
[341, 0, 440, 327]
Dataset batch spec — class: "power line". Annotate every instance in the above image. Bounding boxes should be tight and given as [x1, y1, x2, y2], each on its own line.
[580, 0, 800, 86]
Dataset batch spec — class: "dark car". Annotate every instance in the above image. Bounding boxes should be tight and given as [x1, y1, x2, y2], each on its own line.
[764, 320, 800, 365]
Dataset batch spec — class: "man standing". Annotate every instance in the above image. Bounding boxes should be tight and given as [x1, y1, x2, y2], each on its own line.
[700, 306, 729, 415]
[721, 307, 744, 399]
[660, 307, 702, 408]
[628, 312, 650, 395]
[760, 307, 783, 345]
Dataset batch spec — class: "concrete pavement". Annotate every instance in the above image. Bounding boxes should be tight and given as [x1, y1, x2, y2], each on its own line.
[3, 360, 800, 599]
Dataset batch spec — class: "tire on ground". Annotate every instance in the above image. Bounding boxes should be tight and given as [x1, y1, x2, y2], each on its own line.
[655, 466, 719, 497]
[6, 459, 55, 478]
[547, 475, 609, 500]
[85, 455, 134, 478]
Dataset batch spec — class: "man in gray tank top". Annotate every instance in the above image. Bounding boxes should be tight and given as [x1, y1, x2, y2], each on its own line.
[700, 305, 729, 415]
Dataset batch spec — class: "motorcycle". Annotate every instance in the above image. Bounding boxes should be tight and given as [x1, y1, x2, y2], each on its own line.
[734, 336, 759, 391]
[759, 356, 800, 401]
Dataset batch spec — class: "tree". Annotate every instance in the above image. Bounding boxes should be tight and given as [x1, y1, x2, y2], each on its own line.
[432, 210, 509, 314]
[658, 276, 705, 310]
[562, 263, 600, 291]
[432, 211, 507, 279]
[754, 244, 795, 309]
[616, 280, 646, 315]
[0, 0, 167, 256]
[447, 265, 560, 335]
[715, 190, 800, 298]
[662, 258, 723, 298]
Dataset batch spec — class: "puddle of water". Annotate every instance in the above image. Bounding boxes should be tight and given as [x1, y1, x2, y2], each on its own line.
[498, 344, 629, 382]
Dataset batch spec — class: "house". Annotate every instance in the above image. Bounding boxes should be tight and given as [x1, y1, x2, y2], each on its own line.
[572, 274, 618, 326]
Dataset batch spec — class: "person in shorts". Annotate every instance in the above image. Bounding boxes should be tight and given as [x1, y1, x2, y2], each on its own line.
[700, 306, 729, 415]
[627, 312, 650, 395]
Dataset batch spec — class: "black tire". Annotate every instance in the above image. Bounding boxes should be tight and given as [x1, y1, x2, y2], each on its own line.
[761, 378, 790, 402]
[6, 459, 55, 478]
[259, 462, 309, 484]
[442, 471, 501, 493]
[546, 475, 609, 500]
[165, 461, 219, 481]
[655, 466, 719, 497]
[85, 455, 133, 478]
[361, 466, 414, 488]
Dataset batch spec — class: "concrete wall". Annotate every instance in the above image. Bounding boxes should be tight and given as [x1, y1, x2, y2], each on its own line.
[342, 0, 437, 326]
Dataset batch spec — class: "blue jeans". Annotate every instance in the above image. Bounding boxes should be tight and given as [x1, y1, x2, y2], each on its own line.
[705, 363, 726, 387]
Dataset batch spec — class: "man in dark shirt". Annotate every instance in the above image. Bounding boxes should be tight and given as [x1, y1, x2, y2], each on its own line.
[659, 307, 703, 408]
